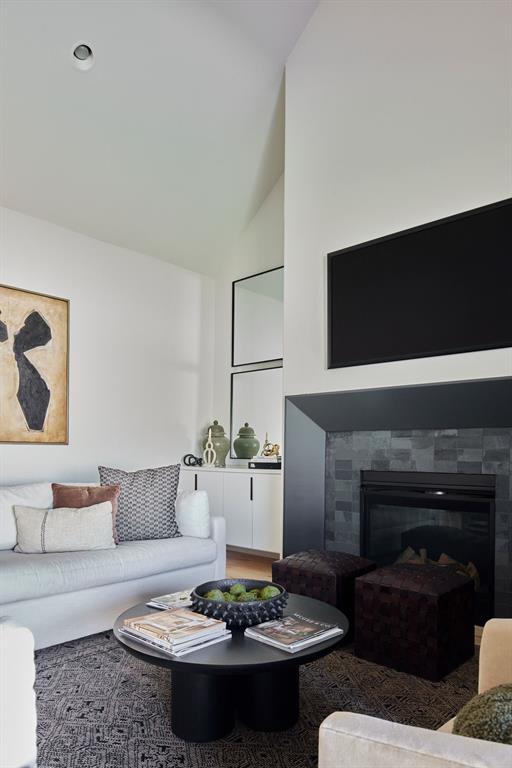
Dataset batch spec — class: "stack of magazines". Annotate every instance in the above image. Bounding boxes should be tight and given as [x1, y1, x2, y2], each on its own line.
[245, 613, 343, 653]
[120, 607, 230, 657]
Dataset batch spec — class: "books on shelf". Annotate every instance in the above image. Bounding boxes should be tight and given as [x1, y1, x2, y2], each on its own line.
[245, 613, 343, 653]
[146, 589, 193, 610]
[121, 607, 230, 657]
[248, 456, 282, 470]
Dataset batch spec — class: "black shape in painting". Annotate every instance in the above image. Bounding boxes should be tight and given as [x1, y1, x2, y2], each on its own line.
[0, 312, 7, 342]
[13, 311, 52, 431]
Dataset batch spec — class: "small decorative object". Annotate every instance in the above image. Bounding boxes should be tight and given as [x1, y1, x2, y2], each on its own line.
[202, 428, 217, 467]
[182, 453, 203, 467]
[202, 420, 230, 468]
[261, 432, 281, 457]
[191, 578, 288, 629]
[233, 422, 260, 459]
[0, 284, 69, 444]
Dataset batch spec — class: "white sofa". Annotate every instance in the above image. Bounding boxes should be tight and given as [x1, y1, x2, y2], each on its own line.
[318, 619, 512, 767]
[0, 482, 226, 649]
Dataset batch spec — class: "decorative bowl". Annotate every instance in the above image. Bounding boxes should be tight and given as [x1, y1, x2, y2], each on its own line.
[191, 578, 288, 629]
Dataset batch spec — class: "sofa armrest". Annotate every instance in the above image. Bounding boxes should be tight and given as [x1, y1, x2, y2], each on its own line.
[319, 712, 511, 768]
[0, 618, 37, 768]
[478, 619, 512, 693]
[210, 516, 226, 580]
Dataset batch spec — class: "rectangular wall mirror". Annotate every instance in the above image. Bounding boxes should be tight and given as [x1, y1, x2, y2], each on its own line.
[232, 267, 283, 367]
[230, 367, 283, 459]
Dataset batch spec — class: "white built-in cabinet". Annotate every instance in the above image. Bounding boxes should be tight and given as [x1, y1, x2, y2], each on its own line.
[179, 467, 282, 555]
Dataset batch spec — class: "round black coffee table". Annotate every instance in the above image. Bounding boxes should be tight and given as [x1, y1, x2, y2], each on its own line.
[114, 594, 348, 742]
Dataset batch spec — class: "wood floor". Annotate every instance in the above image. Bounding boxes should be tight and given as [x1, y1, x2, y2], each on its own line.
[226, 549, 273, 580]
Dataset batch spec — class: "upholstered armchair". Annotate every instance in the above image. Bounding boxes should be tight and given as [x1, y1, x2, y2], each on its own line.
[319, 619, 512, 767]
[0, 618, 37, 768]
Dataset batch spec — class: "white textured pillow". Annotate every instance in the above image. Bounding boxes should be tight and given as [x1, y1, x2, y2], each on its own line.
[14, 502, 116, 554]
[0, 483, 53, 550]
[175, 490, 210, 538]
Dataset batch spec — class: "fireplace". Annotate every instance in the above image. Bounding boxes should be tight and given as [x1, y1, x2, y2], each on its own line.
[284, 379, 512, 618]
[360, 470, 495, 625]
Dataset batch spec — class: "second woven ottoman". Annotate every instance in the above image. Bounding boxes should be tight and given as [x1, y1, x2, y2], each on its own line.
[272, 549, 376, 629]
[355, 563, 475, 680]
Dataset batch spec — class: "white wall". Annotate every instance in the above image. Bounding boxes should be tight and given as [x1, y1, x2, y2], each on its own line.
[212, 175, 284, 444]
[284, 0, 512, 397]
[0, 207, 214, 485]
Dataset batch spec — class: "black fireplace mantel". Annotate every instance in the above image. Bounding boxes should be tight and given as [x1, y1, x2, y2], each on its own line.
[286, 377, 512, 436]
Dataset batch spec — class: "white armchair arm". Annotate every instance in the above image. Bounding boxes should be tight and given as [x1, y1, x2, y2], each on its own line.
[210, 516, 226, 580]
[319, 712, 511, 768]
[0, 618, 37, 768]
[478, 618, 512, 693]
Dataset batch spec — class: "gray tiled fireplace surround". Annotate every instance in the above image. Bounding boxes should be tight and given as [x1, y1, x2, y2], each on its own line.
[325, 427, 512, 615]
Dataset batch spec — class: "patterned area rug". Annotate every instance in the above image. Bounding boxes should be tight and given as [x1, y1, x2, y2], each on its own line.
[35, 632, 478, 768]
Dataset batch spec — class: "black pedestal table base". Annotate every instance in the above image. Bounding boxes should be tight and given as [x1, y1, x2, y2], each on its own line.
[171, 670, 235, 742]
[171, 666, 299, 741]
[237, 667, 300, 731]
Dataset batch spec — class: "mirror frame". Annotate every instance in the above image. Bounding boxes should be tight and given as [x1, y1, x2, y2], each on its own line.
[230, 366, 283, 459]
[231, 266, 284, 368]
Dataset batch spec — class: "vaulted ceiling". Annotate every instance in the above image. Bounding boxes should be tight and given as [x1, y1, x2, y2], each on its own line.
[0, 0, 317, 275]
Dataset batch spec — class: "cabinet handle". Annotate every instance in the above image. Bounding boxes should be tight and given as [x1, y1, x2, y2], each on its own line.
[250, 477, 253, 501]
[194, 473, 198, 491]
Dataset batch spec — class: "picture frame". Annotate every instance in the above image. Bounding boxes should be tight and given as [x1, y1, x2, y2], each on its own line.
[231, 266, 284, 367]
[0, 284, 69, 444]
[230, 366, 283, 459]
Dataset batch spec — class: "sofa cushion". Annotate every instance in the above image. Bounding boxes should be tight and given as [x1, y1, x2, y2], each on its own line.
[0, 483, 52, 550]
[175, 490, 210, 538]
[0, 536, 217, 603]
[52, 483, 120, 542]
[99, 464, 181, 542]
[14, 502, 116, 554]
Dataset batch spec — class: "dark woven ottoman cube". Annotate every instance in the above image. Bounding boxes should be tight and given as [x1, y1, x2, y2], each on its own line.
[272, 550, 376, 629]
[355, 563, 474, 681]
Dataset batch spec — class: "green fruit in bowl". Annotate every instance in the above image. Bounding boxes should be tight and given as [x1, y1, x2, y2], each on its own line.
[229, 583, 246, 596]
[236, 592, 256, 602]
[204, 589, 224, 601]
[247, 589, 260, 598]
[223, 592, 237, 602]
[259, 585, 280, 600]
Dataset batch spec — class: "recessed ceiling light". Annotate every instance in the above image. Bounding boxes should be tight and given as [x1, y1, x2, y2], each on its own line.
[73, 44, 92, 61]
[71, 42, 94, 71]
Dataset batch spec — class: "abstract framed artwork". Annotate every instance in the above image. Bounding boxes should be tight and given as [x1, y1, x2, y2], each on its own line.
[0, 284, 69, 444]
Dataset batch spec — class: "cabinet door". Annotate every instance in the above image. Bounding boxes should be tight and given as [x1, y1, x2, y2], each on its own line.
[223, 473, 253, 548]
[252, 473, 283, 554]
[178, 469, 196, 493]
[195, 471, 224, 519]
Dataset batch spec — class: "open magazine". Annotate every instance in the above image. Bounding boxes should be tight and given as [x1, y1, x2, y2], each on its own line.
[146, 589, 193, 610]
[245, 613, 343, 653]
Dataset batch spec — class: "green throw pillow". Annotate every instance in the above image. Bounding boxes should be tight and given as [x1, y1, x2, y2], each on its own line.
[453, 684, 512, 744]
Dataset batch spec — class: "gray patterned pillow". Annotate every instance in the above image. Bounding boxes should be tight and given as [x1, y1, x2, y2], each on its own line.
[98, 465, 181, 542]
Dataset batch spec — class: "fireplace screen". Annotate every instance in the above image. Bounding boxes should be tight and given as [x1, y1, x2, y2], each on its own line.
[360, 470, 495, 625]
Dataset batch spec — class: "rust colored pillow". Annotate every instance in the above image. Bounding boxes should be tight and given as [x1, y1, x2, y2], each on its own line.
[52, 484, 120, 543]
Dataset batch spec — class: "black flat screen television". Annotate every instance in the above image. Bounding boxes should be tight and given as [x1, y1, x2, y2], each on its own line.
[328, 198, 512, 369]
